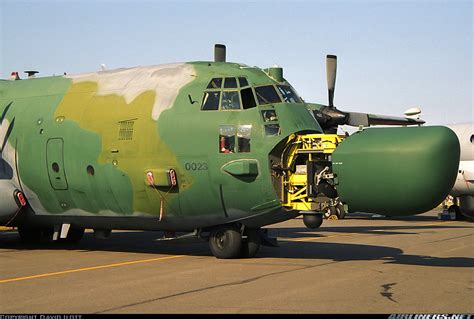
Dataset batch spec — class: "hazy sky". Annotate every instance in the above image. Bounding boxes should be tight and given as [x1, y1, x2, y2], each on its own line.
[0, 0, 472, 126]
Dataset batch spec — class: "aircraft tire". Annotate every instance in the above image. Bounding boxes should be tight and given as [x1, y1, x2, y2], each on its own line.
[18, 226, 43, 244]
[336, 203, 346, 219]
[303, 214, 323, 229]
[240, 228, 261, 258]
[209, 225, 242, 259]
[323, 207, 333, 219]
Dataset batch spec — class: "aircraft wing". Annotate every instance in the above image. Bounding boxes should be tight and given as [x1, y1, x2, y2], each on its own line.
[346, 112, 425, 127]
[309, 104, 425, 129]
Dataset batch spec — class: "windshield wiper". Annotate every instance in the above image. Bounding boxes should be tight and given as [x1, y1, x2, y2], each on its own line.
[256, 91, 271, 105]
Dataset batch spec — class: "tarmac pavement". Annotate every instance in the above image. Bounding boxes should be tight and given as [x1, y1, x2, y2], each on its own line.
[0, 209, 472, 314]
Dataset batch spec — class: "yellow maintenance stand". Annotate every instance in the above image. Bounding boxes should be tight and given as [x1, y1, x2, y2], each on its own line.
[280, 133, 346, 226]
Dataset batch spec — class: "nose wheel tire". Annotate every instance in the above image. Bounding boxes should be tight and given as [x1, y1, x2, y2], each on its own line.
[324, 206, 335, 219]
[336, 203, 346, 219]
[209, 225, 242, 259]
[323, 203, 346, 220]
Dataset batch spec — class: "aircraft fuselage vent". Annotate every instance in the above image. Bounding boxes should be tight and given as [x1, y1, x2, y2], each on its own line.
[118, 119, 136, 141]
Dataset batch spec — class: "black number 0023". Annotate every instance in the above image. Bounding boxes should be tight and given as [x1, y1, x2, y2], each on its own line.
[185, 162, 208, 171]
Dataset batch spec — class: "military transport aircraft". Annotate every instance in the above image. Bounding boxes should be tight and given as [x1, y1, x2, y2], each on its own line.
[0, 44, 460, 258]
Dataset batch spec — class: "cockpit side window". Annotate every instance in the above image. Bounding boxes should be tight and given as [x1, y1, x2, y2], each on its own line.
[241, 88, 256, 109]
[219, 125, 251, 153]
[207, 78, 223, 89]
[224, 77, 238, 88]
[202, 91, 221, 110]
[255, 85, 282, 105]
[261, 110, 278, 122]
[264, 124, 280, 136]
[219, 125, 236, 153]
[238, 77, 249, 88]
[237, 125, 251, 152]
[277, 85, 301, 103]
[221, 91, 241, 110]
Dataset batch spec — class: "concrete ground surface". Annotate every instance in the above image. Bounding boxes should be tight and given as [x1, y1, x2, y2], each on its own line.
[0, 209, 472, 314]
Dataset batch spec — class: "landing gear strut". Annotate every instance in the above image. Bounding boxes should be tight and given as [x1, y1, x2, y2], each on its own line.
[448, 205, 465, 221]
[240, 228, 261, 258]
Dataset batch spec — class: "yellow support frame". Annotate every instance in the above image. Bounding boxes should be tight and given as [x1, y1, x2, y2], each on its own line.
[282, 133, 345, 211]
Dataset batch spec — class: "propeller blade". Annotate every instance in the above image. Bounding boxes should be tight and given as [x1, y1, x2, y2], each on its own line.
[316, 54, 424, 130]
[326, 55, 337, 107]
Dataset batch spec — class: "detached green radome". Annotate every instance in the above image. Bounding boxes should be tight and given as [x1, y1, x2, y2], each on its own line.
[333, 126, 460, 215]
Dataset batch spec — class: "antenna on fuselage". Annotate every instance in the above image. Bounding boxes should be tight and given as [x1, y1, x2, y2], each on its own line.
[214, 44, 226, 62]
[24, 71, 39, 79]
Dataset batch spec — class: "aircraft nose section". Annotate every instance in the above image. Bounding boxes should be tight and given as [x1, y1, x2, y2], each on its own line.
[332, 126, 460, 215]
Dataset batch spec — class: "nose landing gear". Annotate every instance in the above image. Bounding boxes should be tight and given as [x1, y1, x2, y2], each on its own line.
[209, 225, 242, 259]
[208, 225, 265, 259]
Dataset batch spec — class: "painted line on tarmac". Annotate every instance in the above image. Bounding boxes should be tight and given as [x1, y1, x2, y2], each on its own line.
[281, 233, 356, 243]
[0, 220, 460, 284]
[0, 254, 187, 284]
[416, 220, 457, 227]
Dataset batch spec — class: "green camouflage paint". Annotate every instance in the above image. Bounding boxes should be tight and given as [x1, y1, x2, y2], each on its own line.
[333, 126, 460, 215]
[0, 59, 461, 227]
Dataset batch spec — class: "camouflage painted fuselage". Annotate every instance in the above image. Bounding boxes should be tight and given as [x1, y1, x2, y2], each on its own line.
[0, 62, 319, 230]
[0, 61, 460, 231]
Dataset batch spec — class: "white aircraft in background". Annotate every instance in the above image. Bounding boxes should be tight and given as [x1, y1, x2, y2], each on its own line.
[445, 123, 474, 220]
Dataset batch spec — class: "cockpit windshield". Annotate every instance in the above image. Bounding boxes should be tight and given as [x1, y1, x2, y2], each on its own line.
[201, 78, 302, 111]
[276, 85, 301, 103]
[254, 85, 281, 105]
